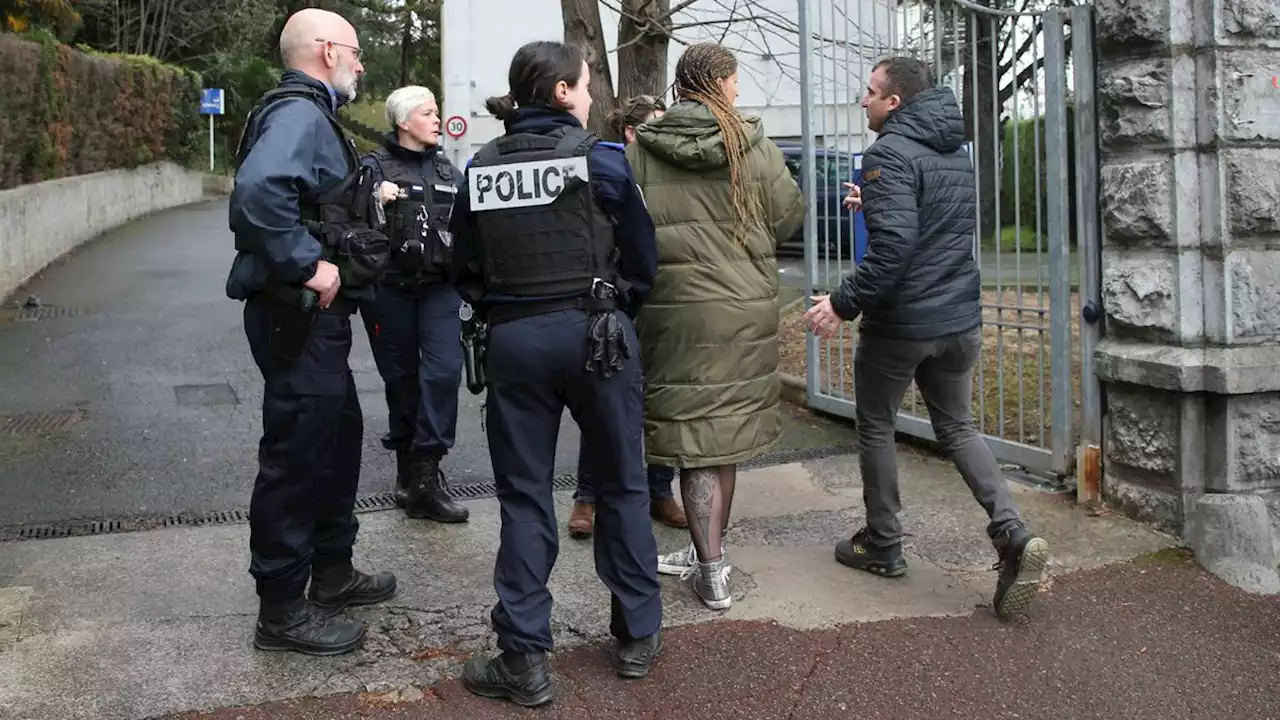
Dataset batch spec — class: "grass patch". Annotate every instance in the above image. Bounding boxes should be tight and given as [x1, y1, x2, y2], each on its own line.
[981, 225, 1044, 253]
[779, 288, 1083, 449]
[1131, 547, 1195, 566]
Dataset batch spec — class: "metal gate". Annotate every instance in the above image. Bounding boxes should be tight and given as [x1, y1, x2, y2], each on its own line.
[797, 0, 1102, 480]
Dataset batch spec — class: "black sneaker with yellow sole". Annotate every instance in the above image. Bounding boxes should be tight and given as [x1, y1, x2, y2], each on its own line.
[834, 528, 908, 577]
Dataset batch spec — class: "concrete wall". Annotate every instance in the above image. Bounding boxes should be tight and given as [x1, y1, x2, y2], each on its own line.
[0, 161, 206, 303]
[1092, 0, 1280, 566]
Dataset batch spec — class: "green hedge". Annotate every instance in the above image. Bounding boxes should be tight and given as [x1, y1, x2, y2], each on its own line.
[999, 108, 1078, 245]
[0, 30, 202, 189]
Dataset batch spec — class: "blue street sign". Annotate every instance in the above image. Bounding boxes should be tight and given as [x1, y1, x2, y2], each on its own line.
[200, 88, 224, 115]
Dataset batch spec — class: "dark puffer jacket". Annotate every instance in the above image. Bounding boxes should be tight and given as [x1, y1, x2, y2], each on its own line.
[829, 86, 981, 340]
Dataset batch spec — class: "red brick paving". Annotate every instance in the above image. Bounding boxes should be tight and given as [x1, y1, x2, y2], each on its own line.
[174, 553, 1280, 720]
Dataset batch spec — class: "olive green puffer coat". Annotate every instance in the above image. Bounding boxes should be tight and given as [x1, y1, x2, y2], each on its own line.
[625, 100, 805, 468]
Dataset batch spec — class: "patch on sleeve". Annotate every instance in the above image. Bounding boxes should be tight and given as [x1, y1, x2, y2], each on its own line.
[862, 168, 881, 182]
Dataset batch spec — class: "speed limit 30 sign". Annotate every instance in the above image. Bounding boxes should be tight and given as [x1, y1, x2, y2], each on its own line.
[445, 115, 467, 138]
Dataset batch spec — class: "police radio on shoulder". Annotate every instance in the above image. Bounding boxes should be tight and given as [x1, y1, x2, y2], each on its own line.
[468, 156, 590, 212]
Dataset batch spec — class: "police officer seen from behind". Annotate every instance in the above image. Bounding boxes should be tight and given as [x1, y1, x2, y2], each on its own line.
[448, 40, 663, 708]
[359, 85, 469, 524]
[227, 8, 396, 657]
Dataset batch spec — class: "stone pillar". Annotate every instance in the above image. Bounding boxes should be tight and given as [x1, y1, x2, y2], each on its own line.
[1091, 0, 1280, 547]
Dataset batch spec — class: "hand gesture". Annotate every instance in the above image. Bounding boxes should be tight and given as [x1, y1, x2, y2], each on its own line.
[842, 182, 862, 212]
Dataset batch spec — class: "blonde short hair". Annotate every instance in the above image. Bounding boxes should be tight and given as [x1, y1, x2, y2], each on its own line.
[385, 86, 437, 130]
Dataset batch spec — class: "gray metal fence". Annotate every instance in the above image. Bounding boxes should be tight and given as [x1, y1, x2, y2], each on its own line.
[796, 0, 1101, 480]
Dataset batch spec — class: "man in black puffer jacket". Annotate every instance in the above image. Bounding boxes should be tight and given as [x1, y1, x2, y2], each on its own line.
[806, 57, 1049, 621]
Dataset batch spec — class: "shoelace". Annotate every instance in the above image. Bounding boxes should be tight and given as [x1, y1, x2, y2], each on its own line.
[679, 560, 734, 583]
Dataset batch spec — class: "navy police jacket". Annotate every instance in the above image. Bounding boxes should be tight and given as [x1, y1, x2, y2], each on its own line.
[225, 70, 355, 300]
[447, 106, 658, 315]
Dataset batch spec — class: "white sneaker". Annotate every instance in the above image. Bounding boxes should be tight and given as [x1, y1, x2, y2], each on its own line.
[657, 542, 697, 576]
[682, 559, 732, 611]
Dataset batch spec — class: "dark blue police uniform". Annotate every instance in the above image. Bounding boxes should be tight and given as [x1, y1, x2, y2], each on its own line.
[358, 134, 469, 523]
[450, 106, 663, 703]
[228, 70, 396, 656]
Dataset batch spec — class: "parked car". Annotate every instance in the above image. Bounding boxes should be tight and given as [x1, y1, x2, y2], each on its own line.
[775, 142, 867, 263]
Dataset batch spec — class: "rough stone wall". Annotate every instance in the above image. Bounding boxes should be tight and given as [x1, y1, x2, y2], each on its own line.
[1092, 0, 1280, 538]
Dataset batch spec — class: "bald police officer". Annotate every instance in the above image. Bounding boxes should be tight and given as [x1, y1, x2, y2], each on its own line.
[228, 8, 395, 656]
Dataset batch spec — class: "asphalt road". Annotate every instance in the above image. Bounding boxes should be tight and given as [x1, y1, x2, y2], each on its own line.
[0, 199, 854, 529]
[0, 199, 589, 528]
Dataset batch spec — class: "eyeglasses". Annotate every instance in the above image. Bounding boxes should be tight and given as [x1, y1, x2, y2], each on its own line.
[315, 37, 362, 61]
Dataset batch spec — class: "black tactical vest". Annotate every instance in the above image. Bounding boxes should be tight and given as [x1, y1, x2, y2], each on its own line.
[468, 126, 617, 299]
[367, 145, 459, 284]
[233, 85, 391, 292]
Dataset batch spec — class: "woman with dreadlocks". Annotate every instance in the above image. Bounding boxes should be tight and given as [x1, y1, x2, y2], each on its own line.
[625, 42, 805, 610]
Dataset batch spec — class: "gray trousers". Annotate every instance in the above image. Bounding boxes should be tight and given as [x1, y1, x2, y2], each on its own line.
[854, 326, 1022, 549]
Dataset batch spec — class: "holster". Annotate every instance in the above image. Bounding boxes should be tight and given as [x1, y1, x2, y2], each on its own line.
[460, 304, 489, 395]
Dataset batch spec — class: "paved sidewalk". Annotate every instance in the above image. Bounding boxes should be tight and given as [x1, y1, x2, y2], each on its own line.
[173, 554, 1280, 720]
[0, 449, 1176, 720]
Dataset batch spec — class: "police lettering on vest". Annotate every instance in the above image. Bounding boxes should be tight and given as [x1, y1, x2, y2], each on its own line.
[466, 127, 617, 301]
[469, 155, 589, 211]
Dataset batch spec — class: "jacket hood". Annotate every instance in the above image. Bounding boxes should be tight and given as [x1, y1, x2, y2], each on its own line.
[633, 100, 764, 171]
[879, 86, 966, 154]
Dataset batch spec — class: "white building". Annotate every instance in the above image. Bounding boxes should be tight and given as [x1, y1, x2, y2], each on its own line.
[440, 0, 898, 168]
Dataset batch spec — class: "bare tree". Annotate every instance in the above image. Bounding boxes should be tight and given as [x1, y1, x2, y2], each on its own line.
[562, 0, 621, 135]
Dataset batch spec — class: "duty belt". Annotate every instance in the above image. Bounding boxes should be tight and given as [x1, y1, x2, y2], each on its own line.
[485, 294, 617, 326]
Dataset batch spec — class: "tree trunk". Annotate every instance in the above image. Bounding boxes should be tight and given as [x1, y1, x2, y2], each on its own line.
[561, 0, 617, 137]
[399, 8, 412, 87]
[616, 0, 671, 108]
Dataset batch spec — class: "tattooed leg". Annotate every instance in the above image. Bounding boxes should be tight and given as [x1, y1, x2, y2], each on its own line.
[680, 467, 726, 562]
[717, 465, 737, 540]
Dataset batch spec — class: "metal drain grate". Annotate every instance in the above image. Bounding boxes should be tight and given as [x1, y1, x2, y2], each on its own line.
[0, 410, 86, 436]
[5, 305, 90, 322]
[0, 443, 859, 542]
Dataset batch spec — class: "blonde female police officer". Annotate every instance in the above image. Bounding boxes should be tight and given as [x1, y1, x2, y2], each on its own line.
[447, 40, 663, 707]
[358, 85, 469, 525]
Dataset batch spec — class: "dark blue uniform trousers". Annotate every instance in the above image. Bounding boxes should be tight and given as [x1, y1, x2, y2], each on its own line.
[360, 281, 463, 456]
[484, 309, 662, 653]
[243, 296, 363, 601]
[574, 457, 676, 504]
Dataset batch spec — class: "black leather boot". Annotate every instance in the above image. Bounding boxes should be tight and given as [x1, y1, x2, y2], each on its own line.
[308, 564, 397, 610]
[253, 597, 365, 656]
[461, 651, 553, 708]
[405, 453, 470, 523]
[393, 449, 411, 509]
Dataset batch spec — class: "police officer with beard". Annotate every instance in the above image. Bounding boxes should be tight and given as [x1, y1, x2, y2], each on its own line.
[448, 40, 663, 708]
[226, 8, 395, 656]
[359, 86, 470, 524]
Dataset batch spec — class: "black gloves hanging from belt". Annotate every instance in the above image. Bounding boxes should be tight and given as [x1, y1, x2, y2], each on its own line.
[583, 280, 630, 377]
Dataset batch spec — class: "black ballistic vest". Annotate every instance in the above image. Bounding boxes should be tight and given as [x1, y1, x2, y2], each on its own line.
[367, 145, 459, 284]
[233, 85, 390, 293]
[468, 126, 617, 299]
